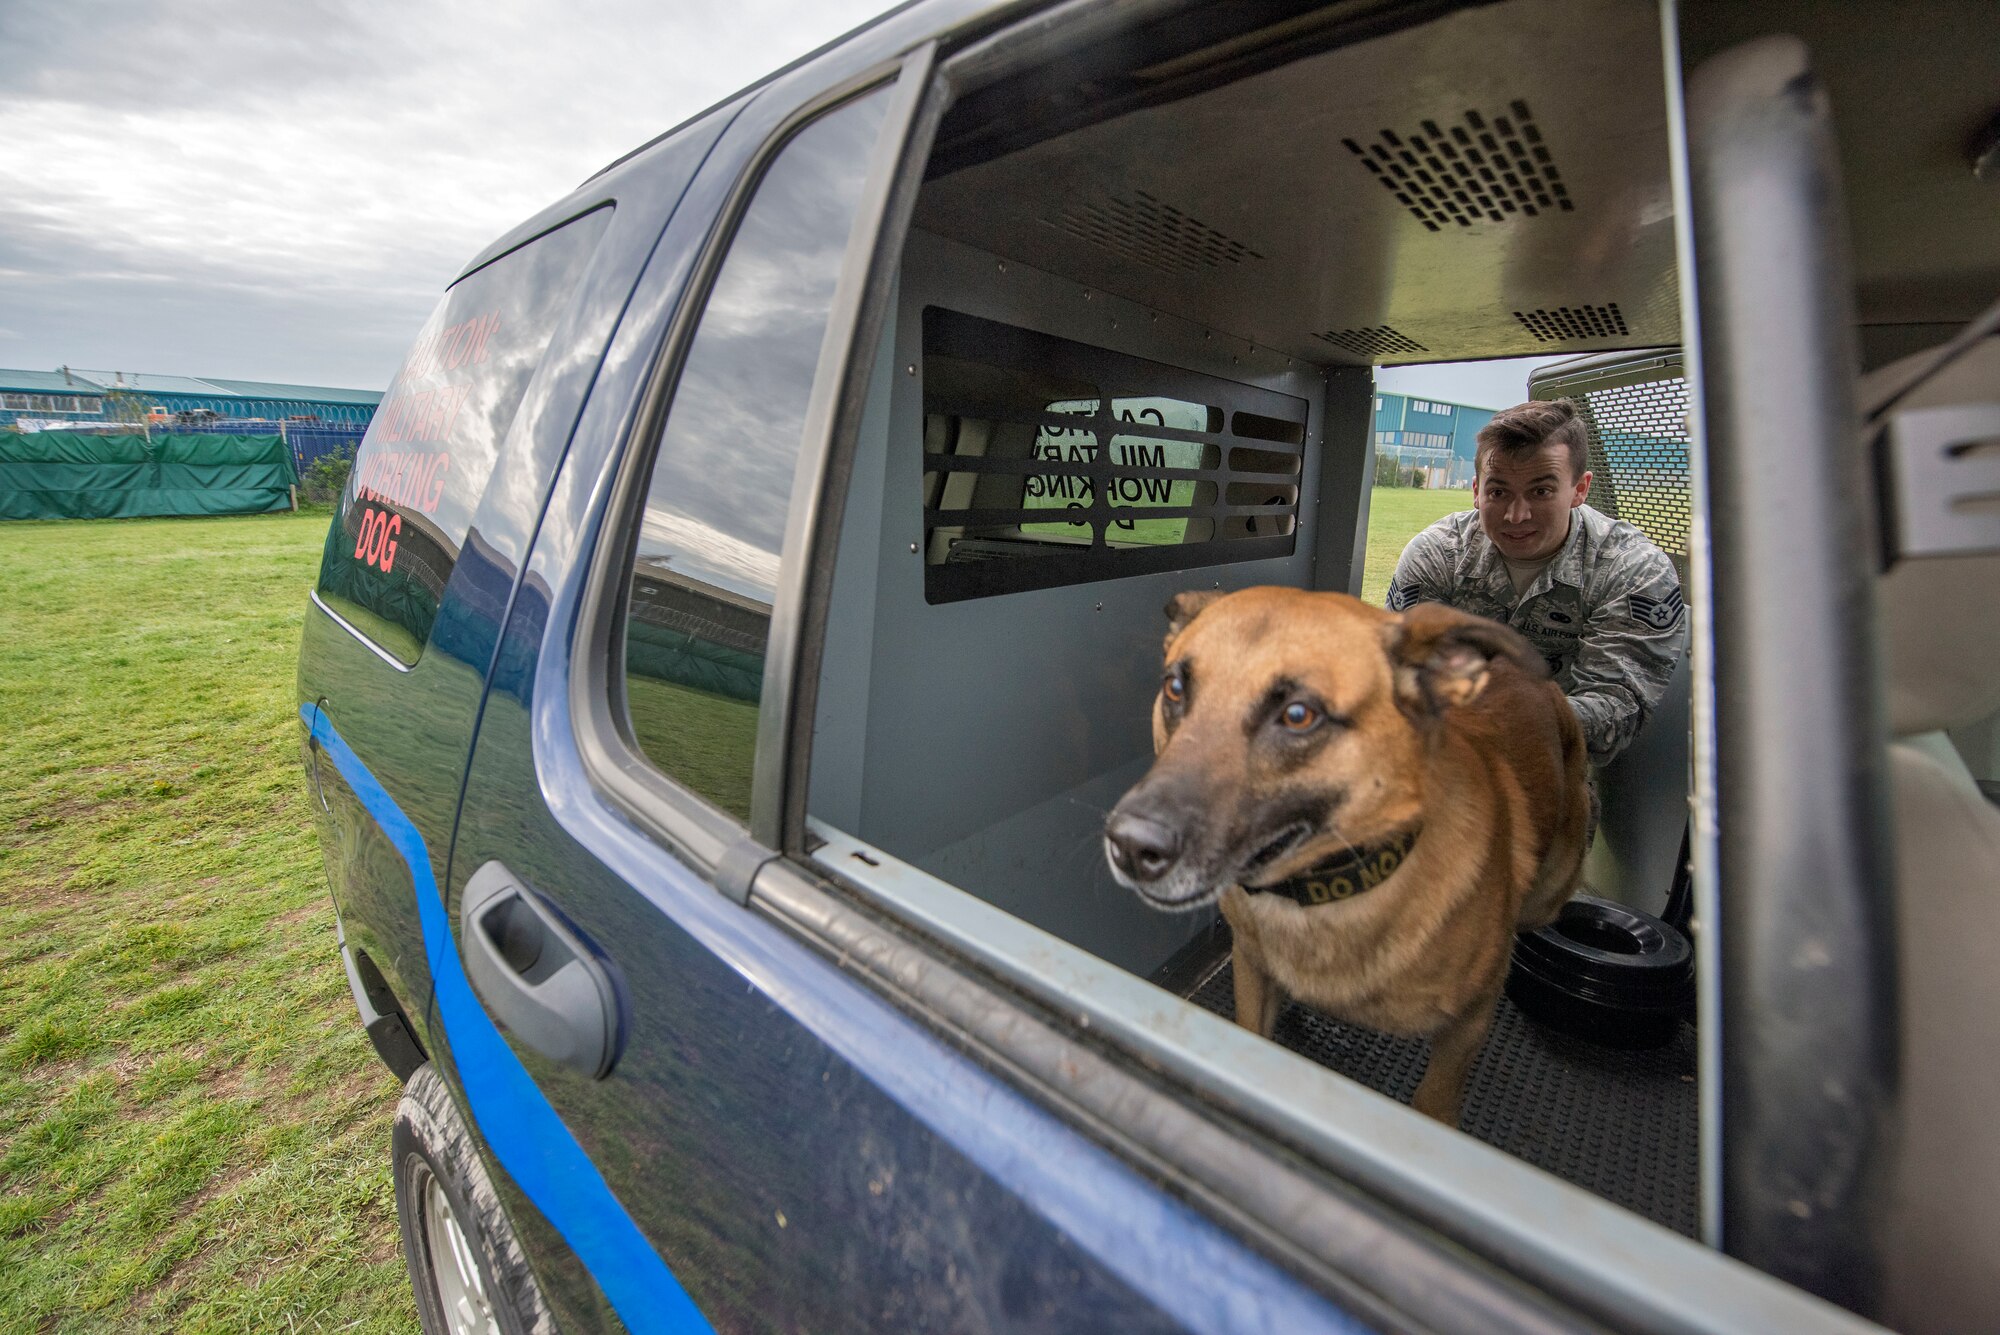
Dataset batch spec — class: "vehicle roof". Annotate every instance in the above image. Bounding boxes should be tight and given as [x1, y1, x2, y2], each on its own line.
[460, 0, 1997, 361]
[919, 0, 1997, 367]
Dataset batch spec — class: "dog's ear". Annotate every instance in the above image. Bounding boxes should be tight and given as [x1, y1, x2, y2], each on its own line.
[1163, 589, 1223, 652]
[1382, 603, 1546, 715]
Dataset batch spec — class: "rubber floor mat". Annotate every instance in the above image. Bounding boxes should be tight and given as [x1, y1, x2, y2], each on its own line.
[1187, 958, 1701, 1237]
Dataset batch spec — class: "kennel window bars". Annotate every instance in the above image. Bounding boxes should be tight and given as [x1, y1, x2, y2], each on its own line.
[920, 307, 1311, 604]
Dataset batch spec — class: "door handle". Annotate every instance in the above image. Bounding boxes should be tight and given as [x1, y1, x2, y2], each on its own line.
[459, 861, 624, 1079]
[305, 698, 331, 814]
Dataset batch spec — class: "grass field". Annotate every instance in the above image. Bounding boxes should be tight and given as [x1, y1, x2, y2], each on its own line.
[0, 513, 416, 1333]
[0, 489, 1460, 1332]
[1359, 486, 1471, 606]
[626, 675, 759, 822]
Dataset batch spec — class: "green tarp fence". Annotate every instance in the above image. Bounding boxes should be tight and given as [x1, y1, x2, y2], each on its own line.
[0, 432, 299, 520]
[626, 619, 766, 703]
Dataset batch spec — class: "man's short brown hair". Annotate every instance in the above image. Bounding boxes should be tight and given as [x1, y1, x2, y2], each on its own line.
[1475, 398, 1589, 482]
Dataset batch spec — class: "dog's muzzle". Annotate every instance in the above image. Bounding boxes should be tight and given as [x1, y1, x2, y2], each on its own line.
[1104, 793, 1224, 910]
[1104, 810, 1182, 885]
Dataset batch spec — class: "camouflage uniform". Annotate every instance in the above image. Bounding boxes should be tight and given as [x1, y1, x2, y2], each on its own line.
[1386, 504, 1684, 766]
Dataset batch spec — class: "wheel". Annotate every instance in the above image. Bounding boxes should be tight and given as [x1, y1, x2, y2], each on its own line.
[392, 1064, 554, 1335]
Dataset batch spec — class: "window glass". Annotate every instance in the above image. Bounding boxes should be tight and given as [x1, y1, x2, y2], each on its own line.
[315, 207, 613, 664]
[622, 88, 890, 820]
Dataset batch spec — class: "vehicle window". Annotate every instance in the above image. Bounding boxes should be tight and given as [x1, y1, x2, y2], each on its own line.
[921, 308, 1308, 604]
[621, 88, 891, 821]
[316, 207, 613, 663]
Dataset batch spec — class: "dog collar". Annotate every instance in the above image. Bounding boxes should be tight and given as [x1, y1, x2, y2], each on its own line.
[1247, 828, 1421, 908]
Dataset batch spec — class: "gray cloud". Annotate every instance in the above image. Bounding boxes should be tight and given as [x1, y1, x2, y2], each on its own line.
[1, 0, 894, 389]
[0, 0, 379, 108]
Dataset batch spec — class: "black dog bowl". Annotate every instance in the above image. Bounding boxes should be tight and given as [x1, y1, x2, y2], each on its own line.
[1507, 895, 1694, 1050]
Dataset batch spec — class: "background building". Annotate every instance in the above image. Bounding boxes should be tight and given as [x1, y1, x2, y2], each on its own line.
[1372, 390, 1494, 489]
[0, 369, 108, 427]
[0, 367, 380, 471]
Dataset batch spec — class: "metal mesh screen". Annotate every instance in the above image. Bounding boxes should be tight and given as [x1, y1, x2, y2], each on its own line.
[1534, 352, 1691, 557]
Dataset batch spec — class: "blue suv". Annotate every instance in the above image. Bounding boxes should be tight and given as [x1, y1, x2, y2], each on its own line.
[300, 1, 2000, 1330]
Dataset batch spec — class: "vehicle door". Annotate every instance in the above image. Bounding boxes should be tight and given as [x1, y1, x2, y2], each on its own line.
[433, 21, 1377, 1335]
[300, 115, 726, 1054]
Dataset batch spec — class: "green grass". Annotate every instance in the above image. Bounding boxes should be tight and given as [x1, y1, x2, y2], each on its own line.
[1359, 486, 1472, 607]
[0, 513, 416, 1333]
[625, 675, 760, 823]
[0, 488, 1462, 1331]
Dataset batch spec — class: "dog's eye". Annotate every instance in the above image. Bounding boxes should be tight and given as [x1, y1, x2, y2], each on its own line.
[1163, 672, 1186, 705]
[1280, 701, 1320, 732]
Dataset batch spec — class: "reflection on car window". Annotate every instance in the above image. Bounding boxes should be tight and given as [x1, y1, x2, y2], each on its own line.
[622, 87, 890, 820]
[316, 208, 612, 664]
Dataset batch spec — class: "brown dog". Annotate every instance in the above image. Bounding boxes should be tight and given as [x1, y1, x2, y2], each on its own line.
[1103, 586, 1589, 1125]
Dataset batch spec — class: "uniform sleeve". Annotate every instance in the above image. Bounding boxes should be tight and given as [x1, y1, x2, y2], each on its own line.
[1385, 523, 1458, 612]
[1566, 545, 1686, 766]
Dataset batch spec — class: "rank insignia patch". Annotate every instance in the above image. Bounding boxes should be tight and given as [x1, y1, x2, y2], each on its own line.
[1629, 588, 1685, 631]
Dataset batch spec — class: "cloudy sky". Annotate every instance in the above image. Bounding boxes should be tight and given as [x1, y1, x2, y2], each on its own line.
[0, 0, 1561, 409]
[0, 0, 896, 390]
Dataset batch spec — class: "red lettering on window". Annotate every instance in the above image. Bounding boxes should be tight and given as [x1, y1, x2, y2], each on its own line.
[424, 455, 450, 512]
[402, 330, 432, 382]
[396, 309, 498, 385]
[349, 505, 405, 574]
[441, 383, 472, 439]
[410, 451, 438, 507]
[390, 451, 415, 508]
[469, 312, 501, 364]
[426, 388, 453, 441]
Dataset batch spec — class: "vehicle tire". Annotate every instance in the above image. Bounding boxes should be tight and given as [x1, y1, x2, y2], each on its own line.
[392, 1063, 555, 1335]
